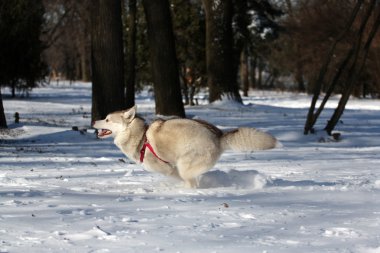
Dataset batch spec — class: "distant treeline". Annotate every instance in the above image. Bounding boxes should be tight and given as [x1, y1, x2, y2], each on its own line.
[1, 0, 379, 132]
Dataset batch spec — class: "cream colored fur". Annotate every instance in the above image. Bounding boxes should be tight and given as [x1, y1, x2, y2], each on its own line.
[93, 106, 279, 188]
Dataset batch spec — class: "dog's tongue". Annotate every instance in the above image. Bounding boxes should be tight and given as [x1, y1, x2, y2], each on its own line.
[98, 129, 111, 137]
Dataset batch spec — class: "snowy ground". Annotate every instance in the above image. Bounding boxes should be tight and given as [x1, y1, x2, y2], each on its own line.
[1, 82, 380, 253]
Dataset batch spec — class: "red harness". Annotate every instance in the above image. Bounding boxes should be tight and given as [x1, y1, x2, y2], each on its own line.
[139, 137, 169, 164]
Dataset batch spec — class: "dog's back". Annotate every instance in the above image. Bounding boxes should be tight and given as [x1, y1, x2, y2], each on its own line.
[146, 118, 223, 160]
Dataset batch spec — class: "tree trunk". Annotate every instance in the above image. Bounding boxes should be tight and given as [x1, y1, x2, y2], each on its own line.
[202, 0, 242, 103]
[295, 59, 305, 92]
[249, 56, 257, 89]
[180, 67, 189, 105]
[142, 0, 185, 117]
[310, 46, 355, 131]
[80, 41, 89, 82]
[91, 0, 126, 121]
[125, 0, 137, 109]
[11, 83, 15, 98]
[257, 59, 263, 89]
[0, 89, 7, 128]
[241, 49, 249, 96]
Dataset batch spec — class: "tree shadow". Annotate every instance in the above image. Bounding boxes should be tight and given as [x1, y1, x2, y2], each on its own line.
[198, 169, 337, 189]
[267, 178, 337, 187]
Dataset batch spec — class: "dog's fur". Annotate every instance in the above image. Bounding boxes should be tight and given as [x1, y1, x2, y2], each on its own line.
[93, 106, 279, 188]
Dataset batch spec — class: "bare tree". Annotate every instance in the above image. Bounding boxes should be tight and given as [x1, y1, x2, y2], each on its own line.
[325, 1, 380, 134]
[303, 0, 380, 135]
[304, 0, 364, 135]
[42, 0, 91, 82]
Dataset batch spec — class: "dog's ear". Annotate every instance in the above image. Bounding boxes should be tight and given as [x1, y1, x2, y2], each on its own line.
[122, 105, 136, 123]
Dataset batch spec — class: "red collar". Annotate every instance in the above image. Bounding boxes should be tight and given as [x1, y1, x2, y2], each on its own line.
[139, 137, 169, 164]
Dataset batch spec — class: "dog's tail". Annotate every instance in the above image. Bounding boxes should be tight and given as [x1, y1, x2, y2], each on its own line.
[221, 127, 280, 152]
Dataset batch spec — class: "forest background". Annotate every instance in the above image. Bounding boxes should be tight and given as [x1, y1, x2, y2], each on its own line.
[1, 0, 379, 135]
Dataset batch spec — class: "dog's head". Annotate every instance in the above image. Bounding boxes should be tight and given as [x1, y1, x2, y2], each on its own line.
[92, 106, 136, 139]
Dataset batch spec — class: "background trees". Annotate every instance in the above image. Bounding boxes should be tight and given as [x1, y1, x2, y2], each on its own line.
[42, 0, 91, 83]
[301, 0, 380, 134]
[271, 0, 380, 97]
[1, 0, 380, 135]
[0, 0, 47, 128]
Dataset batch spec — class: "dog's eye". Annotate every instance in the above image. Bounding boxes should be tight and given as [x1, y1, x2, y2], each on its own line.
[106, 119, 109, 122]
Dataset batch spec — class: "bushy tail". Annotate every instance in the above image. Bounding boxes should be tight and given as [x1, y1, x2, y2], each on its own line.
[221, 127, 280, 152]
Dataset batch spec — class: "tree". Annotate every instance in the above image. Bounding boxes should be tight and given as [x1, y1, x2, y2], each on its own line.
[202, 0, 242, 103]
[0, 90, 6, 128]
[142, 0, 185, 117]
[91, 0, 126, 121]
[0, 0, 46, 97]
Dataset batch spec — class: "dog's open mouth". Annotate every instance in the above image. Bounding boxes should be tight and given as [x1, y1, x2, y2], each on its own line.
[98, 129, 112, 137]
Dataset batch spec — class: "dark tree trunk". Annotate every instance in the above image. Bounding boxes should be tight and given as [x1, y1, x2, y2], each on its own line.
[257, 60, 263, 89]
[142, 0, 185, 117]
[0, 89, 7, 128]
[11, 83, 15, 98]
[180, 67, 189, 105]
[91, 0, 125, 121]
[310, 46, 355, 132]
[249, 56, 257, 89]
[202, 0, 242, 103]
[125, 0, 137, 109]
[241, 49, 249, 97]
[295, 60, 305, 92]
[80, 42, 89, 82]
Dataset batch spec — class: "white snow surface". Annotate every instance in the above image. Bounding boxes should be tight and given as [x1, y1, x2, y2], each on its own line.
[1, 82, 380, 253]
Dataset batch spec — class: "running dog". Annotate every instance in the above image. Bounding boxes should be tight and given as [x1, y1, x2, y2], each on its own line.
[93, 106, 279, 188]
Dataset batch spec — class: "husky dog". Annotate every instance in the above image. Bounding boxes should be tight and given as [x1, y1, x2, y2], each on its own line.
[93, 106, 279, 188]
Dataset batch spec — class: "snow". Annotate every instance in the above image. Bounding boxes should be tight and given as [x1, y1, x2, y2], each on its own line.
[1, 82, 380, 253]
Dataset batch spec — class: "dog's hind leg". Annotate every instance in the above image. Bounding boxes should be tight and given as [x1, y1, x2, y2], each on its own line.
[184, 177, 198, 188]
[176, 156, 217, 188]
[178, 168, 200, 188]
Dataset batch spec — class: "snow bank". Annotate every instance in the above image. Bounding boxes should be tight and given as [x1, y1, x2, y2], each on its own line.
[1, 82, 380, 253]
